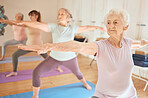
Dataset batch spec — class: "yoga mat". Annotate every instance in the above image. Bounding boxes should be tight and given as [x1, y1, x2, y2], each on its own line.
[0, 56, 44, 64]
[0, 66, 71, 83]
[0, 81, 95, 98]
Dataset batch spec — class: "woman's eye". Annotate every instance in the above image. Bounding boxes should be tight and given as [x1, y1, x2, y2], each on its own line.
[107, 22, 110, 24]
[114, 21, 118, 24]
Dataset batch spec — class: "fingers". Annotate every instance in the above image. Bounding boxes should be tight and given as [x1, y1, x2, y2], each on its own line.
[0, 19, 3, 22]
[140, 40, 147, 46]
[102, 28, 106, 32]
[16, 22, 24, 26]
[18, 45, 28, 50]
[18, 45, 33, 51]
[37, 51, 45, 55]
[18, 45, 50, 53]
[38, 49, 48, 54]
[101, 27, 106, 32]
[98, 26, 106, 32]
[18, 45, 24, 49]
[18, 45, 25, 50]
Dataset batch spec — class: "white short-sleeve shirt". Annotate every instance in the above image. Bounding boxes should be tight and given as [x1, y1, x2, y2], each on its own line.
[48, 23, 79, 61]
[94, 37, 137, 98]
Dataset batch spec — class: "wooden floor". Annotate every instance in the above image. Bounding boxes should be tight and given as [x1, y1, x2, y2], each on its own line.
[0, 46, 148, 98]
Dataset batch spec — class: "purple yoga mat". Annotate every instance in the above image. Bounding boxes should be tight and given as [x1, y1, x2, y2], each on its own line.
[0, 66, 71, 83]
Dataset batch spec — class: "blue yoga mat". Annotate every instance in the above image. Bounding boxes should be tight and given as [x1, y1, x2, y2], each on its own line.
[0, 56, 44, 64]
[0, 81, 96, 98]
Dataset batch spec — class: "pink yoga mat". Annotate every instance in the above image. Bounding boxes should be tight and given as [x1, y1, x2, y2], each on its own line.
[0, 66, 71, 83]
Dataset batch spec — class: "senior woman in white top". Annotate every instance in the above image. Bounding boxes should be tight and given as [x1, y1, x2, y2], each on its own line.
[19, 9, 148, 98]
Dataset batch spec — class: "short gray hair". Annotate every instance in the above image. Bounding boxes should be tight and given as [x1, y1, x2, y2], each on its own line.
[104, 9, 129, 27]
[58, 8, 73, 23]
[17, 12, 24, 20]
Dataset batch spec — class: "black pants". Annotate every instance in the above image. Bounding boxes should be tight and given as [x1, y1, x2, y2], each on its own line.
[12, 49, 48, 72]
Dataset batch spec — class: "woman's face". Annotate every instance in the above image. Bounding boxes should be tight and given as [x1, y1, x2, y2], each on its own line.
[29, 14, 38, 22]
[15, 14, 22, 21]
[58, 9, 68, 22]
[106, 14, 126, 37]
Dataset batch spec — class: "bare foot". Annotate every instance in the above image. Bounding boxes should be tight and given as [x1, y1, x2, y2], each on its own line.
[32, 96, 39, 98]
[0, 57, 5, 61]
[6, 72, 18, 77]
[84, 84, 92, 90]
[56, 67, 63, 72]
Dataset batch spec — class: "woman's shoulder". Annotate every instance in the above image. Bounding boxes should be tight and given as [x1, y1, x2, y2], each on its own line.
[95, 38, 108, 46]
[48, 23, 58, 27]
[123, 37, 133, 46]
[69, 23, 78, 28]
[123, 37, 132, 43]
[96, 38, 107, 43]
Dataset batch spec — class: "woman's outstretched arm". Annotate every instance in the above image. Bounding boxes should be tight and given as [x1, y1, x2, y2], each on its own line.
[0, 19, 49, 32]
[19, 21, 49, 32]
[0, 19, 18, 25]
[77, 25, 106, 33]
[132, 39, 148, 49]
[19, 41, 97, 55]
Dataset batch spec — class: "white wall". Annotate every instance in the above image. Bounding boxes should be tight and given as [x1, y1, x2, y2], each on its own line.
[0, 0, 148, 45]
[0, 0, 58, 45]
[57, 0, 148, 41]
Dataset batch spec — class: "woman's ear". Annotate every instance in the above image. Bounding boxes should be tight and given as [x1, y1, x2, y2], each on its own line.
[123, 25, 129, 30]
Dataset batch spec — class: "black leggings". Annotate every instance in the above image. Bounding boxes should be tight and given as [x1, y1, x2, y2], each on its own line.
[12, 49, 48, 72]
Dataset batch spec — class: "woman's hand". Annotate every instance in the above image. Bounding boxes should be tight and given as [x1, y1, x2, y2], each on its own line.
[0, 19, 2, 23]
[132, 39, 148, 49]
[18, 43, 54, 54]
[16, 22, 25, 26]
[77, 25, 106, 34]
[97, 26, 106, 32]
[140, 39, 148, 46]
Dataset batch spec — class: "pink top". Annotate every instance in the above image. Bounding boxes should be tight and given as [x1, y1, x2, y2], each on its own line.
[12, 25, 27, 41]
[94, 38, 136, 98]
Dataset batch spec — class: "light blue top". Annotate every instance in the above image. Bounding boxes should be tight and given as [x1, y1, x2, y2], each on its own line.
[48, 23, 79, 61]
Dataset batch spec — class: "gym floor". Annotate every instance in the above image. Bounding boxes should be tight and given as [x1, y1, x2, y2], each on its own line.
[0, 46, 148, 98]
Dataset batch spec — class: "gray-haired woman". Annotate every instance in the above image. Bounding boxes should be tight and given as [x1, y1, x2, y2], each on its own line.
[0, 13, 27, 61]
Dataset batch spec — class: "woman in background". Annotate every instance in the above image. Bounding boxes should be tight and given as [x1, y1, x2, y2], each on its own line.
[0, 12, 27, 61]
[0, 10, 48, 77]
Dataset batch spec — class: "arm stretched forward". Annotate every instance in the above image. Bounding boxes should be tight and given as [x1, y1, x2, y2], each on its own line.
[132, 39, 148, 49]
[18, 21, 49, 32]
[18, 41, 97, 55]
[77, 25, 106, 33]
[0, 19, 49, 32]
[0, 19, 18, 25]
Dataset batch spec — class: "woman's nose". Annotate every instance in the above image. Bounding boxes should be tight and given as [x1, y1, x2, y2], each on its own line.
[109, 23, 115, 28]
[58, 15, 61, 18]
